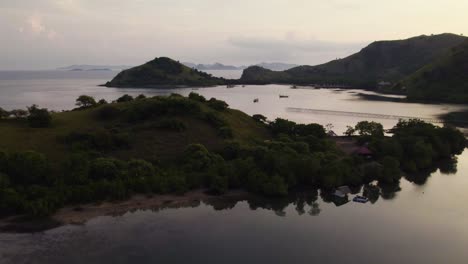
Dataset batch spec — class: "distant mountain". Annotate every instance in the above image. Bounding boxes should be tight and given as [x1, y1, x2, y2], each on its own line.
[392, 40, 468, 103]
[105, 57, 227, 87]
[240, 33, 467, 87]
[57, 65, 132, 71]
[182, 62, 298, 71]
[254, 62, 298, 71]
[183, 62, 241, 71]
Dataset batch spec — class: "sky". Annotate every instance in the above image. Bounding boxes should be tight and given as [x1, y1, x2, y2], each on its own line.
[1, 0, 467, 70]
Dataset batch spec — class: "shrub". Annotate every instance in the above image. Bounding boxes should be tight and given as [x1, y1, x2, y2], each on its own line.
[207, 98, 229, 111]
[89, 158, 120, 180]
[116, 94, 134, 103]
[157, 118, 186, 131]
[204, 112, 226, 128]
[252, 114, 267, 123]
[136, 94, 147, 100]
[97, 105, 120, 120]
[27, 105, 52, 128]
[218, 126, 233, 139]
[188, 92, 206, 102]
[127, 159, 155, 179]
[7, 151, 50, 185]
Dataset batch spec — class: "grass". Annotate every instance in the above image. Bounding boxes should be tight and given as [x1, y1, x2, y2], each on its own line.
[0, 96, 270, 166]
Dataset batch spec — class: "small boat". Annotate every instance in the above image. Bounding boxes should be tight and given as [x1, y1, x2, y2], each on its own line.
[279, 95, 289, 98]
[353, 195, 369, 203]
[227, 84, 236, 88]
[291, 85, 298, 89]
[191, 88, 199, 90]
[253, 98, 259, 103]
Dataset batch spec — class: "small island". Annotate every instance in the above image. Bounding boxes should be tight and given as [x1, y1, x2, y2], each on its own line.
[104, 57, 227, 88]
[0, 93, 465, 230]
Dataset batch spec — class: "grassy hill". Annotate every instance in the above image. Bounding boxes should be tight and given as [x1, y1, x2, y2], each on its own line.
[0, 95, 268, 166]
[240, 33, 467, 88]
[105, 57, 227, 87]
[391, 40, 468, 103]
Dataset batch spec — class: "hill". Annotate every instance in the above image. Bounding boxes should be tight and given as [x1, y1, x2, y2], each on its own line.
[0, 94, 464, 219]
[240, 33, 467, 88]
[391, 40, 468, 103]
[105, 57, 227, 87]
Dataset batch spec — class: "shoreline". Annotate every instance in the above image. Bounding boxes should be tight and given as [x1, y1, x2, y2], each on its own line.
[0, 189, 250, 233]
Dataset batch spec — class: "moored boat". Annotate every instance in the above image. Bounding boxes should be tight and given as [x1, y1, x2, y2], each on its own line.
[353, 195, 369, 203]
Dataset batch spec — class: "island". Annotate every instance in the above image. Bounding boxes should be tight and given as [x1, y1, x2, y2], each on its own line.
[104, 57, 227, 87]
[0, 94, 465, 230]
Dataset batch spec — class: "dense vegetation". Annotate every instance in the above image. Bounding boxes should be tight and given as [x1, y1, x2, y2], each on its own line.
[105, 57, 227, 87]
[391, 40, 468, 103]
[240, 34, 466, 88]
[0, 94, 465, 217]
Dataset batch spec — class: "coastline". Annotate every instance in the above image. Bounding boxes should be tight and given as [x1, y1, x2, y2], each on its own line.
[0, 189, 250, 233]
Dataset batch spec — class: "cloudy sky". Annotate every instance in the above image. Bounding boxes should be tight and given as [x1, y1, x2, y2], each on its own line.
[1, 0, 467, 70]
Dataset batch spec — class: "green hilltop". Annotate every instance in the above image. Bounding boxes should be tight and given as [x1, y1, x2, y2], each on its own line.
[240, 33, 467, 88]
[105, 57, 227, 87]
[392, 40, 468, 103]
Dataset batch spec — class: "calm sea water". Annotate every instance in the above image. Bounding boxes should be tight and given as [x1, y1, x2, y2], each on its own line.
[1, 70, 468, 264]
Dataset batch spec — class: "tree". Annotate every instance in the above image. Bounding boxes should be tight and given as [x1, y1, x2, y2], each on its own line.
[76, 95, 97, 108]
[188, 92, 206, 102]
[27, 105, 52, 128]
[9, 109, 28, 118]
[252, 114, 267, 123]
[98, 99, 108, 105]
[207, 98, 229, 111]
[136, 94, 146, 100]
[380, 156, 401, 183]
[344, 126, 355, 136]
[0, 107, 9, 119]
[354, 121, 384, 137]
[116, 94, 134, 103]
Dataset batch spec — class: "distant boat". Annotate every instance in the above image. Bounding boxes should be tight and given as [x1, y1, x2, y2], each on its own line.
[253, 98, 259, 103]
[353, 195, 369, 203]
[291, 85, 298, 89]
[191, 88, 199, 90]
[279, 95, 289, 98]
[227, 84, 236, 88]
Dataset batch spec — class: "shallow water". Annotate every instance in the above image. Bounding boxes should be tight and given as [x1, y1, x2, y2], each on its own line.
[1, 70, 468, 263]
[0, 70, 465, 134]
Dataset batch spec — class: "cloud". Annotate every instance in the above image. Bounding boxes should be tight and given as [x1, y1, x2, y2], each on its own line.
[20, 14, 58, 40]
[226, 35, 365, 64]
[228, 35, 363, 53]
[28, 15, 45, 34]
